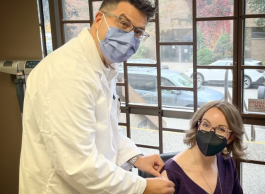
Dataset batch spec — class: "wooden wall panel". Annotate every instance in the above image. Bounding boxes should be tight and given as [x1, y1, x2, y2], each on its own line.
[0, 73, 22, 194]
[0, 0, 41, 193]
[0, 0, 42, 60]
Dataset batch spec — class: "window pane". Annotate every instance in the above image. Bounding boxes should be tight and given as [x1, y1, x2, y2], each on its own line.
[130, 114, 159, 147]
[197, 0, 234, 18]
[117, 65, 125, 82]
[64, 24, 90, 42]
[119, 125, 127, 136]
[62, 0, 90, 20]
[242, 124, 265, 193]
[139, 147, 159, 155]
[119, 113, 126, 123]
[116, 86, 125, 102]
[198, 84, 231, 106]
[163, 131, 187, 153]
[37, 0, 41, 24]
[197, 21, 234, 65]
[245, 0, 265, 14]
[243, 124, 265, 160]
[93, 1, 103, 20]
[242, 163, 265, 194]
[243, 70, 265, 113]
[43, 0, 53, 54]
[162, 117, 190, 130]
[161, 45, 193, 64]
[39, 27, 44, 58]
[184, 68, 230, 106]
[162, 90, 194, 110]
[129, 22, 156, 62]
[126, 67, 158, 105]
[244, 19, 265, 65]
[159, 0, 192, 42]
[161, 73, 193, 88]
[45, 33, 53, 55]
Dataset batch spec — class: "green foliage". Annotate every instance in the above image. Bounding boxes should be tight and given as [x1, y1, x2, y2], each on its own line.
[197, 47, 213, 65]
[248, 0, 265, 31]
[256, 18, 265, 31]
[212, 33, 232, 62]
[190, 27, 212, 65]
[197, 26, 206, 48]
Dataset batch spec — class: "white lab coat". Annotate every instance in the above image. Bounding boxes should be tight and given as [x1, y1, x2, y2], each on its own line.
[19, 28, 146, 194]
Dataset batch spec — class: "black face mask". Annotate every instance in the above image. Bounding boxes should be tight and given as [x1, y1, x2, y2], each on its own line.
[196, 130, 227, 156]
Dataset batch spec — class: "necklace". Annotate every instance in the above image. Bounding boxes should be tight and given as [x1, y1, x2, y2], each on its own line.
[191, 147, 223, 194]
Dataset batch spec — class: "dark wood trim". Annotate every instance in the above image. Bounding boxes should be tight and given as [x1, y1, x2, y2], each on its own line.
[162, 128, 186, 133]
[38, 0, 48, 56]
[135, 144, 159, 150]
[62, 20, 91, 23]
[196, 16, 235, 21]
[160, 42, 193, 45]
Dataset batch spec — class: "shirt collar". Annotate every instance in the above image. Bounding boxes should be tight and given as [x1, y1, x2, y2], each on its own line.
[78, 28, 119, 82]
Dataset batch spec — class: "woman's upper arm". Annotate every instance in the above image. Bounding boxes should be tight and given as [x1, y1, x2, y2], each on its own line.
[161, 170, 169, 180]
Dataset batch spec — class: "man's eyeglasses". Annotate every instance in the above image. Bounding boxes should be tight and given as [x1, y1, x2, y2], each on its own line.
[102, 11, 150, 42]
[198, 119, 232, 139]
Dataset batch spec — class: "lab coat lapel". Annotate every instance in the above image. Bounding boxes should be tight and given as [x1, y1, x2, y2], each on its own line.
[78, 29, 112, 111]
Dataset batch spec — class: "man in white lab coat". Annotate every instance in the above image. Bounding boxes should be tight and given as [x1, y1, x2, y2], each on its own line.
[19, 0, 175, 194]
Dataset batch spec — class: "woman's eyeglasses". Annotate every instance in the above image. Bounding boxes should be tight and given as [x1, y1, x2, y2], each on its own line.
[198, 119, 232, 139]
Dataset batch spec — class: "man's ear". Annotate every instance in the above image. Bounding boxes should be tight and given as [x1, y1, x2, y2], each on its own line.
[227, 133, 236, 144]
[94, 11, 104, 30]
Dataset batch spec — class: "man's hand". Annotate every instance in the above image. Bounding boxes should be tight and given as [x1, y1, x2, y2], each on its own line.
[134, 154, 164, 177]
[143, 178, 175, 194]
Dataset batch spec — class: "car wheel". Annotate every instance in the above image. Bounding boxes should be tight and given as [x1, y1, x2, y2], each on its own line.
[191, 73, 204, 85]
[244, 76, 252, 89]
[197, 73, 204, 85]
[258, 86, 265, 99]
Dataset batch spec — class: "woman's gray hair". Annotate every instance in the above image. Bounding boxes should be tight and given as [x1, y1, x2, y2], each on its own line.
[184, 101, 247, 159]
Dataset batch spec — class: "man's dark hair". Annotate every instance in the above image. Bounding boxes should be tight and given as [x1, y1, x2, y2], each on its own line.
[99, 0, 157, 21]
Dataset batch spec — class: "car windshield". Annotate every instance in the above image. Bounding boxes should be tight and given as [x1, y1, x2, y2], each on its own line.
[170, 73, 194, 87]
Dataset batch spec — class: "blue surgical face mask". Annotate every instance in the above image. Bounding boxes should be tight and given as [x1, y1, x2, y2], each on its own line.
[97, 14, 140, 63]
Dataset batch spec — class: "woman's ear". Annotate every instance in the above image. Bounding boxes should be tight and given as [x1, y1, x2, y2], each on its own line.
[227, 133, 236, 144]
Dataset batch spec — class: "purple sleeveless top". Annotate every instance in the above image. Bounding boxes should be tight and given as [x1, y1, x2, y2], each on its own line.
[162, 154, 243, 194]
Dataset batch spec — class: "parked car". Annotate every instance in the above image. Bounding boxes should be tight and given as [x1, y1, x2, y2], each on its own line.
[117, 68, 224, 108]
[119, 58, 169, 71]
[243, 58, 264, 66]
[184, 59, 264, 89]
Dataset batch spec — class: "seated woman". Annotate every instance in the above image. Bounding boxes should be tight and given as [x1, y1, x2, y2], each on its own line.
[161, 101, 246, 194]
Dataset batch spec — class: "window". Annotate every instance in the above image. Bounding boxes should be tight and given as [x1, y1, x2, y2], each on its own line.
[51, 0, 265, 186]
[252, 27, 265, 39]
[60, 0, 92, 43]
[128, 73, 156, 91]
[161, 78, 174, 87]
[207, 0, 214, 6]
[171, 73, 193, 87]
[37, 0, 53, 57]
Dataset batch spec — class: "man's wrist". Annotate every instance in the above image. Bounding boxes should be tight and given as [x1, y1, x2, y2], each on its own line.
[128, 154, 144, 168]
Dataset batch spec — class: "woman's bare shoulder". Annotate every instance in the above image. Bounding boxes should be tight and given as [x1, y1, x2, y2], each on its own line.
[173, 149, 190, 163]
[172, 149, 193, 171]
